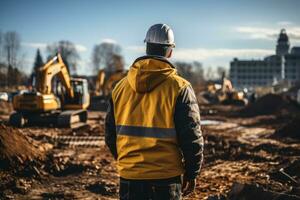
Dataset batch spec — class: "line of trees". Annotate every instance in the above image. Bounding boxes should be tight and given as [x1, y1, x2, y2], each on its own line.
[1, 29, 227, 90]
[33, 40, 124, 77]
[0, 30, 27, 88]
[91, 41, 123, 74]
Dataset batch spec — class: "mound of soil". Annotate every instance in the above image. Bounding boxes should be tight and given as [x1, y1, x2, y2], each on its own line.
[272, 116, 300, 140]
[240, 94, 300, 117]
[222, 182, 300, 200]
[0, 124, 45, 170]
[0, 100, 13, 115]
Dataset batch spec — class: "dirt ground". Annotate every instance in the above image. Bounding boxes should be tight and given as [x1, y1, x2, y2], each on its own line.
[1, 99, 300, 200]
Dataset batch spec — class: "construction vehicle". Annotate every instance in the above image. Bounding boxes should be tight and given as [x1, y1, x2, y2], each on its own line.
[9, 54, 90, 128]
[205, 77, 247, 106]
[94, 69, 127, 97]
[90, 69, 127, 111]
[89, 54, 127, 111]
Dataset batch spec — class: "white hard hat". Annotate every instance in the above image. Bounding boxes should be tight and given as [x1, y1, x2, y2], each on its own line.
[144, 24, 175, 47]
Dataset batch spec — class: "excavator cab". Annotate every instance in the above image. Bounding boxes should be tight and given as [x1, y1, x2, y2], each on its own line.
[62, 78, 90, 110]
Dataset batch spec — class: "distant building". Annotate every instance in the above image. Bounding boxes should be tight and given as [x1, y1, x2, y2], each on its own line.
[230, 29, 300, 89]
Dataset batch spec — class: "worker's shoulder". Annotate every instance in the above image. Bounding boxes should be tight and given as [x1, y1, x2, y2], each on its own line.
[112, 77, 128, 95]
[167, 73, 191, 90]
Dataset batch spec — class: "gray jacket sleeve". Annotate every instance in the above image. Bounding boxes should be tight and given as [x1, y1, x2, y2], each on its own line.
[105, 98, 118, 159]
[174, 84, 204, 180]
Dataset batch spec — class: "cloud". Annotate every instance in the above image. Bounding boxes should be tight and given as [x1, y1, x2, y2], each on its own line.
[125, 45, 145, 52]
[277, 21, 293, 26]
[126, 45, 273, 61]
[75, 44, 87, 52]
[22, 42, 87, 52]
[22, 42, 47, 49]
[172, 48, 273, 61]
[235, 27, 278, 40]
[101, 38, 117, 44]
[235, 26, 300, 41]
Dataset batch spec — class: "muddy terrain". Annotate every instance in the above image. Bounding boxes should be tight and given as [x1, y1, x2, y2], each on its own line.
[0, 98, 300, 200]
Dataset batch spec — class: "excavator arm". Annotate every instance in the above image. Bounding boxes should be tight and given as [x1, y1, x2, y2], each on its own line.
[36, 54, 74, 98]
[94, 69, 106, 95]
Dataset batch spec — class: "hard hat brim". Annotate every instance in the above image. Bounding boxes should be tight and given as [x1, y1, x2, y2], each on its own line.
[144, 41, 175, 48]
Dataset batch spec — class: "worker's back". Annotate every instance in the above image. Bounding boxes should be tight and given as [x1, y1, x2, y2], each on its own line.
[105, 23, 203, 200]
[112, 56, 189, 179]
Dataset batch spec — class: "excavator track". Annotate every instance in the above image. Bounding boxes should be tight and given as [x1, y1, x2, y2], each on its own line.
[57, 110, 88, 128]
[9, 110, 88, 128]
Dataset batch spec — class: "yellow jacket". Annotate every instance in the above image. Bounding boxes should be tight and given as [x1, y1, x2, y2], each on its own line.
[105, 56, 203, 180]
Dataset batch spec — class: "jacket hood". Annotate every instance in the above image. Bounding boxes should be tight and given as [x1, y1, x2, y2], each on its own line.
[127, 56, 176, 93]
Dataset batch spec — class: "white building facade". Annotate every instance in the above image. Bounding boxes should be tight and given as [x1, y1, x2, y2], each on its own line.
[230, 29, 300, 89]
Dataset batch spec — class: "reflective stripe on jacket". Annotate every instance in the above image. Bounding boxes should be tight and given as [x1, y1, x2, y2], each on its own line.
[106, 56, 203, 180]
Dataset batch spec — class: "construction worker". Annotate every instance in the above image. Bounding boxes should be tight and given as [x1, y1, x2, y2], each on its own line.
[105, 23, 204, 200]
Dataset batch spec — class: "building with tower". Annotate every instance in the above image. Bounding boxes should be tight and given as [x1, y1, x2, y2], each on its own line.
[276, 29, 290, 56]
[230, 29, 300, 89]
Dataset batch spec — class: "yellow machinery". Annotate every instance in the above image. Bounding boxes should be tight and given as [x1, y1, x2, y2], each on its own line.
[94, 69, 127, 96]
[10, 54, 90, 128]
[89, 54, 127, 111]
[94, 54, 127, 97]
[89, 69, 127, 111]
[206, 77, 247, 105]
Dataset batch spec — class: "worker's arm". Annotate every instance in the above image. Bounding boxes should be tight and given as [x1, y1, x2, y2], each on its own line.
[105, 98, 118, 159]
[174, 84, 204, 180]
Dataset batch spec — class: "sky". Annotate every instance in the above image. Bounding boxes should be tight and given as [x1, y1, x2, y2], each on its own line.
[0, 0, 300, 75]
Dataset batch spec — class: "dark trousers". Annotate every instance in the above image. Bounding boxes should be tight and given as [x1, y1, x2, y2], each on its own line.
[119, 176, 182, 200]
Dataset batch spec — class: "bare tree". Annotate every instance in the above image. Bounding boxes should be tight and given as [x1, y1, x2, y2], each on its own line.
[108, 54, 124, 72]
[192, 61, 204, 82]
[175, 61, 204, 86]
[216, 66, 227, 80]
[175, 61, 193, 80]
[92, 42, 122, 73]
[2, 31, 22, 86]
[0, 30, 3, 63]
[204, 66, 215, 81]
[47, 40, 79, 74]
[3, 31, 21, 68]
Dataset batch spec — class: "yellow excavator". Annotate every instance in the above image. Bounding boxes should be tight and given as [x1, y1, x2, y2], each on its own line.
[90, 69, 127, 111]
[9, 53, 90, 128]
[90, 54, 127, 111]
[94, 69, 127, 97]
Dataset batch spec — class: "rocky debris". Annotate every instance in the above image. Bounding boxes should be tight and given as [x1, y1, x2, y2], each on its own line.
[191, 120, 300, 199]
[0, 100, 13, 115]
[86, 181, 117, 196]
[45, 155, 91, 177]
[13, 179, 32, 194]
[272, 115, 300, 140]
[0, 124, 49, 198]
[67, 125, 105, 136]
[208, 182, 300, 200]
[270, 159, 300, 186]
[47, 162, 86, 177]
[240, 94, 300, 117]
[1, 104, 300, 199]
[41, 191, 75, 200]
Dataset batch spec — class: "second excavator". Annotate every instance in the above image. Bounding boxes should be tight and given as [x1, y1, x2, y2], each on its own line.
[90, 54, 127, 111]
[9, 53, 90, 128]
